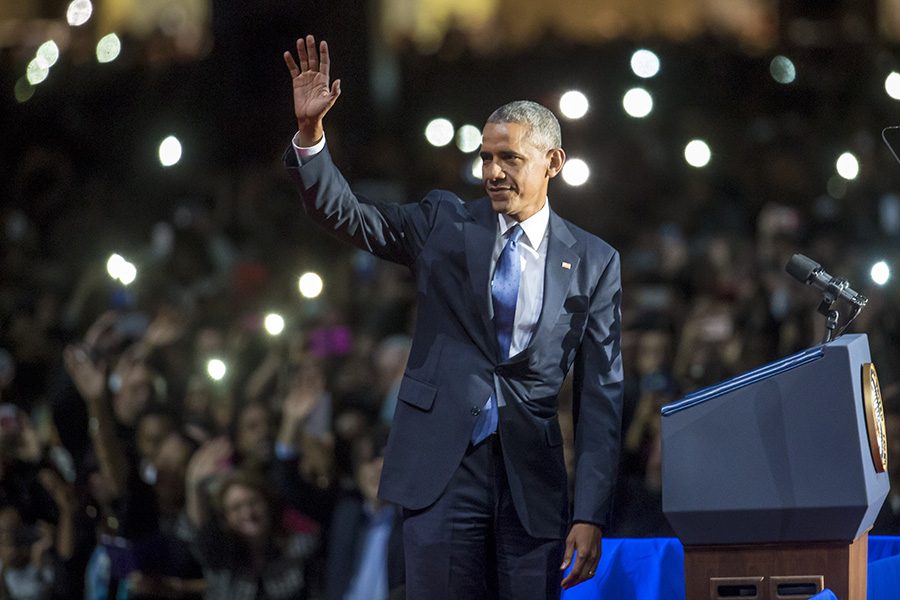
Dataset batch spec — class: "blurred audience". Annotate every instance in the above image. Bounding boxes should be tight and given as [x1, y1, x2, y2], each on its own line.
[1, 33, 899, 599]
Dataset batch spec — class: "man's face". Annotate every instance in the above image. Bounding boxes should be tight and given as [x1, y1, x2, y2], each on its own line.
[480, 122, 563, 222]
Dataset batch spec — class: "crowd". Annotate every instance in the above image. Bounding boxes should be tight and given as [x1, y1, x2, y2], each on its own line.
[2, 31, 900, 599]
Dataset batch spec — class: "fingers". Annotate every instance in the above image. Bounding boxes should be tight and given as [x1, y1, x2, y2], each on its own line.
[284, 51, 300, 78]
[320, 40, 330, 78]
[560, 537, 575, 571]
[297, 37, 309, 72]
[305, 35, 318, 72]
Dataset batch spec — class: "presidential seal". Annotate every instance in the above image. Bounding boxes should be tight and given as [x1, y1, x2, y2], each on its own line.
[862, 363, 887, 473]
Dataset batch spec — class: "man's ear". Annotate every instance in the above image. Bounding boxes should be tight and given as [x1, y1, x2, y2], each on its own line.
[547, 148, 566, 179]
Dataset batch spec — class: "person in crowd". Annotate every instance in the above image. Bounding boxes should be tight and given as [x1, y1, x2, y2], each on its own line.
[283, 35, 624, 596]
[325, 423, 403, 600]
[185, 454, 318, 600]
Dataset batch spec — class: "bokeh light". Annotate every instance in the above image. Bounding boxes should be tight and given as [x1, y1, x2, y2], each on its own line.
[630, 49, 660, 78]
[26, 59, 50, 85]
[769, 56, 796, 84]
[870, 261, 890, 286]
[425, 118, 454, 147]
[469, 156, 483, 183]
[96, 33, 122, 63]
[35, 41, 60, 69]
[206, 358, 227, 381]
[836, 152, 859, 180]
[559, 91, 589, 119]
[455, 125, 481, 153]
[106, 253, 137, 285]
[158, 136, 182, 167]
[684, 140, 712, 168]
[622, 88, 653, 118]
[561, 158, 590, 186]
[264, 313, 285, 336]
[14, 77, 35, 103]
[885, 72, 900, 100]
[66, 0, 93, 26]
[298, 272, 324, 298]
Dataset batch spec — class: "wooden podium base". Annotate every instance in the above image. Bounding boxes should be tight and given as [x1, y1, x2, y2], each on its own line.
[684, 532, 868, 600]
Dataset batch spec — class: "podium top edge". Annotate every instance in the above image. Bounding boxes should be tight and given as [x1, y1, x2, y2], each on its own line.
[661, 345, 825, 417]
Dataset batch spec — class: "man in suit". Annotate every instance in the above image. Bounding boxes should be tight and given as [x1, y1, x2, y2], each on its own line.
[283, 35, 624, 598]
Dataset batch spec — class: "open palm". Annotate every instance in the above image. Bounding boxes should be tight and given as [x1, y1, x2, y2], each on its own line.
[284, 35, 341, 129]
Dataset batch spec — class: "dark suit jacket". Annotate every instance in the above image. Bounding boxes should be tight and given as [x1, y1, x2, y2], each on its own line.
[286, 146, 623, 539]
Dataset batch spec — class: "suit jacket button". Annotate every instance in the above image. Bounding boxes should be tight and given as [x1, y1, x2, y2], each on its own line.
[495, 366, 504, 374]
[471, 406, 481, 416]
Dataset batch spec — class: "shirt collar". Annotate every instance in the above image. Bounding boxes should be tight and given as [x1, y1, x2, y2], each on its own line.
[497, 198, 550, 249]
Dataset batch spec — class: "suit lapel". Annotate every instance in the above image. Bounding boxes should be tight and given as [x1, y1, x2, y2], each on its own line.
[464, 199, 500, 360]
[507, 209, 579, 363]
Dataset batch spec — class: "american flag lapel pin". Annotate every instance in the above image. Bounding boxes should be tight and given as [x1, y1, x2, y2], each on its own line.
[561, 261, 572, 270]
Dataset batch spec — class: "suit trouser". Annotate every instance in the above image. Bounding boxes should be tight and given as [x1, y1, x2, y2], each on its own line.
[402, 434, 565, 599]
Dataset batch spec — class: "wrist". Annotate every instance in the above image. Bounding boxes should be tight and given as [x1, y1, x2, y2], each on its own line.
[297, 120, 324, 147]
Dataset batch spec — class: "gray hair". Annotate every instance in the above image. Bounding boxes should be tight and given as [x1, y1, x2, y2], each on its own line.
[486, 100, 562, 151]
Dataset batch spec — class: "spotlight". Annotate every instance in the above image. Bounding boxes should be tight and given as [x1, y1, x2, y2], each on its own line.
[630, 50, 660, 79]
[298, 272, 323, 299]
[836, 152, 859, 180]
[622, 88, 653, 118]
[158, 136, 182, 167]
[425, 118, 454, 147]
[561, 158, 590, 186]
[870, 261, 890, 286]
[559, 91, 589, 120]
[684, 140, 711, 168]
[264, 313, 285, 336]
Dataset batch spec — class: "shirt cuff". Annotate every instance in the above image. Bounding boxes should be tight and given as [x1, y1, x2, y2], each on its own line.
[291, 132, 326, 165]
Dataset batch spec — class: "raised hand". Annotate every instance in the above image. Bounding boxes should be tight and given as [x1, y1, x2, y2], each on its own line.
[63, 343, 106, 403]
[284, 35, 341, 145]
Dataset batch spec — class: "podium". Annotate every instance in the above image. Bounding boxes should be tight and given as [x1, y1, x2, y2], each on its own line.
[661, 334, 889, 599]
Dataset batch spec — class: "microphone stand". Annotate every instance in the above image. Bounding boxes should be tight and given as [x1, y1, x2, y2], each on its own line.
[816, 278, 846, 344]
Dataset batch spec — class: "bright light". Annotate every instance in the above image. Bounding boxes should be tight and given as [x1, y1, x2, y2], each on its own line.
[870, 261, 890, 286]
[425, 118, 454, 147]
[630, 49, 660, 79]
[455, 125, 481, 153]
[26, 59, 49, 85]
[770, 56, 796, 84]
[106, 253, 137, 285]
[96, 33, 121, 63]
[469, 156, 483, 182]
[158, 136, 182, 167]
[836, 152, 859, 180]
[66, 0, 93, 26]
[106, 254, 126, 279]
[684, 140, 712, 168]
[206, 358, 227, 381]
[885, 72, 900, 100]
[561, 158, 590, 186]
[559, 91, 589, 120]
[298, 272, 323, 298]
[35, 41, 59, 69]
[622, 88, 653, 118]
[118, 261, 137, 285]
[263, 313, 285, 336]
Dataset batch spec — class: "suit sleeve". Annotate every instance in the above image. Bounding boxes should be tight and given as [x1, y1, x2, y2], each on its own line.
[284, 144, 440, 266]
[571, 249, 624, 529]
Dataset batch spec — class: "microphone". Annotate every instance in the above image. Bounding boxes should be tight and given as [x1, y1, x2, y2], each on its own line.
[785, 254, 868, 307]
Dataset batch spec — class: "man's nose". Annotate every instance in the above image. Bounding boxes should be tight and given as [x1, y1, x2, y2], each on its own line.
[484, 163, 503, 180]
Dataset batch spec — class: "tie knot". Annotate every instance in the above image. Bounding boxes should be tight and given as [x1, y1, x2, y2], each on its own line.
[507, 224, 524, 245]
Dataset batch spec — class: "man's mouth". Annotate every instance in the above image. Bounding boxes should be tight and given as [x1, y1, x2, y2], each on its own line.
[488, 185, 514, 193]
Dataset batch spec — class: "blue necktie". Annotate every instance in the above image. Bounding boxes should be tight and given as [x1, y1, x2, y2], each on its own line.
[472, 224, 524, 445]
